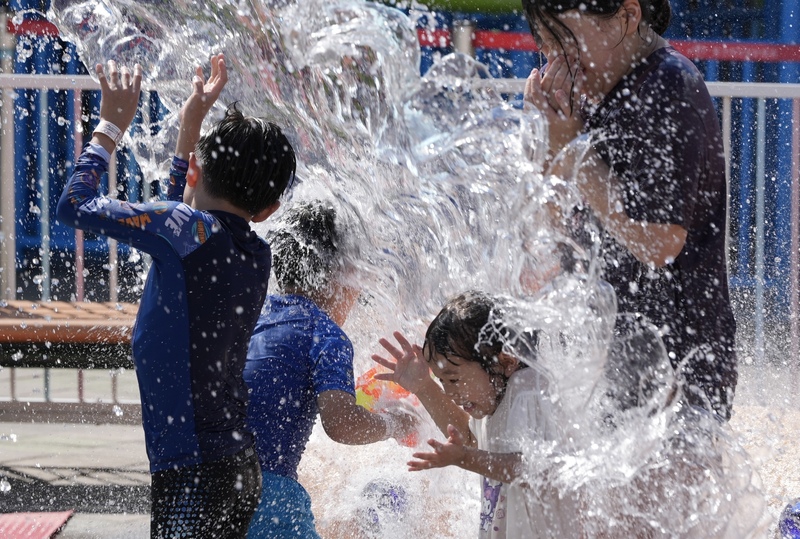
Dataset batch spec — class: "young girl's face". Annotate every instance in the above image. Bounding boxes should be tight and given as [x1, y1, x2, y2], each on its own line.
[535, 9, 633, 98]
[428, 352, 505, 419]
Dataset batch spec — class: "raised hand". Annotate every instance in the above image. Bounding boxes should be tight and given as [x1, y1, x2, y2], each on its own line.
[407, 424, 467, 471]
[524, 56, 585, 157]
[371, 331, 433, 395]
[176, 53, 228, 160]
[94, 60, 143, 142]
[180, 53, 228, 126]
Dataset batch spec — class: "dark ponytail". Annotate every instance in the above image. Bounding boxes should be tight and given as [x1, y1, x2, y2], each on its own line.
[643, 0, 672, 36]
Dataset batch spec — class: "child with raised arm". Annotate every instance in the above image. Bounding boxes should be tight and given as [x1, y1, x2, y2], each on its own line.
[373, 291, 567, 538]
[56, 54, 296, 538]
[243, 201, 417, 539]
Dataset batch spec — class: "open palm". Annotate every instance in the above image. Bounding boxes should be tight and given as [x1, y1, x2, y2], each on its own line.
[371, 331, 431, 395]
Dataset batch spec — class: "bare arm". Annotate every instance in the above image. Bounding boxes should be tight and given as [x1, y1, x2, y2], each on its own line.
[372, 332, 476, 448]
[556, 149, 688, 267]
[411, 378, 475, 448]
[524, 62, 687, 268]
[409, 424, 522, 483]
[317, 390, 416, 445]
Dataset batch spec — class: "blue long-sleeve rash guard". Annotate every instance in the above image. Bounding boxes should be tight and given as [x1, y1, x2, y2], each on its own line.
[56, 143, 271, 473]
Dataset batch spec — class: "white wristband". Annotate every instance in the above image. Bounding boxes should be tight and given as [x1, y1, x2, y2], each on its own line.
[92, 120, 124, 145]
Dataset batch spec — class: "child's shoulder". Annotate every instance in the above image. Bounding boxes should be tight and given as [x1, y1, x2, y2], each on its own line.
[270, 295, 344, 331]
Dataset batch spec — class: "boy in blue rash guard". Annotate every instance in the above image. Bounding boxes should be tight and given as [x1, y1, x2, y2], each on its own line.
[56, 54, 296, 539]
[244, 201, 417, 539]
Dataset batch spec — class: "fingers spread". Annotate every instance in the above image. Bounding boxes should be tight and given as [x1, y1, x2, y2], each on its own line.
[407, 460, 431, 472]
[393, 331, 412, 352]
[378, 338, 402, 359]
[95, 64, 109, 92]
[120, 65, 131, 89]
[427, 439, 444, 452]
[371, 354, 396, 371]
[107, 60, 119, 90]
[212, 53, 227, 83]
[132, 64, 143, 93]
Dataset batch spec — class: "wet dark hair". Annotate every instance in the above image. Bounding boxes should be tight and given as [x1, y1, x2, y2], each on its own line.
[521, 0, 672, 57]
[423, 291, 538, 374]
[267, 201, 340, 293]
[195, 103, 296, 216]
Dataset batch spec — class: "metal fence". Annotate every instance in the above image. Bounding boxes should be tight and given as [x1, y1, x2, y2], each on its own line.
[0, 73, 797, 413]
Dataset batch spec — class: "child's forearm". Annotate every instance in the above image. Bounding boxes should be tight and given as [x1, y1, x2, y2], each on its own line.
[318, 390, 393, 445]
[174, 116, 203, 161]
[56, 145, 110, 229]
[415, 381, 476, 448]
[559, 149, 688, 268]
[459, 448, 522, 484]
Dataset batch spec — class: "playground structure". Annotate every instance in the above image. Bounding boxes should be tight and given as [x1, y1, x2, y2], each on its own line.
[0, 0, 798, 417]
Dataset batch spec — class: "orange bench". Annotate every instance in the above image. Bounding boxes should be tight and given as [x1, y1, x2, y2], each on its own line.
[0, 301, 138, 369]
[0, 300, 141, 423]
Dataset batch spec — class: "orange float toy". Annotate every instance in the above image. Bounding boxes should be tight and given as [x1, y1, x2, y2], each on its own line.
[355, 367, 419, 447]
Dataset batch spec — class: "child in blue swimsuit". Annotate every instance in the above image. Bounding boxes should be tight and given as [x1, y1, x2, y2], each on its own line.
[244, 201, 417, 538]
[57, 54, 295, 538]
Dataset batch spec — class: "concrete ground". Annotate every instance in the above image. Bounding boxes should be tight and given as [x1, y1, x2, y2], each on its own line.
[0, 421, 150, 538]
[0, 362, 798, 538]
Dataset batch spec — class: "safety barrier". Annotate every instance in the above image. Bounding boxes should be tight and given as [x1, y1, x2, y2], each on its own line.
[0, 73, 796, 418]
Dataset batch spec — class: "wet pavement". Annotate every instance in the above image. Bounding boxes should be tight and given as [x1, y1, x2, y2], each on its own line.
[0, 362, 797, 538]
[0, 422, 150, 538]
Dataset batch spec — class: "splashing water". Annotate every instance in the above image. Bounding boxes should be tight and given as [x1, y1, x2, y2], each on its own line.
[51, 0, 771, 537]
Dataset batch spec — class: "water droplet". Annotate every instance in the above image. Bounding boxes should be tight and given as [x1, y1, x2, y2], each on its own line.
[112, 405, 123, 417]
[0, 479, 10, 493]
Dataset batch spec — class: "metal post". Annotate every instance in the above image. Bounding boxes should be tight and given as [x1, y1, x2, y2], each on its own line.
[451, 19, 475, 57]
[74, 104, 85, 303]
[109, 150, 118, 302]
[722, 96, 732, 279]
[38, 90, 51, 301]
[754, 98, 766, 366]
[73, 92, 85, 403]
[791, 98, 800, 368]
[0, 11, 15, 300]
[40, 89, 51, 398]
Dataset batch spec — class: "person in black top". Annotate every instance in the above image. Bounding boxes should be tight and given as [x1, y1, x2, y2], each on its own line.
[521, 0, 737, 420]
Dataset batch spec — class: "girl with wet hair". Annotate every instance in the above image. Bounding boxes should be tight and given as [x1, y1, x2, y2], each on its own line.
[373, 291, 571, 538]
[522, 0, 737, 421]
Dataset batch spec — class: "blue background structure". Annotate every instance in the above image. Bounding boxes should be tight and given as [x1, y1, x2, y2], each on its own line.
[2, 0, 799, 314]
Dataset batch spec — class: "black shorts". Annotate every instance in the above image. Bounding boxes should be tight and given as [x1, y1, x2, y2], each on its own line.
[150, 446, 262, 539]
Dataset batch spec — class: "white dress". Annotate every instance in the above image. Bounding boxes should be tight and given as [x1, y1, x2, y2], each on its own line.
[470, 367, 577, 539]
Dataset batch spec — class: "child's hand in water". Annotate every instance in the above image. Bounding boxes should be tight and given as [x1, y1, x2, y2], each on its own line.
[381, 406, 420, 445]
[407, 424, 466, 471]
[175, 53, 228, 159]
[372, 331, 434, 395]
[94, 61, 143, 143]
